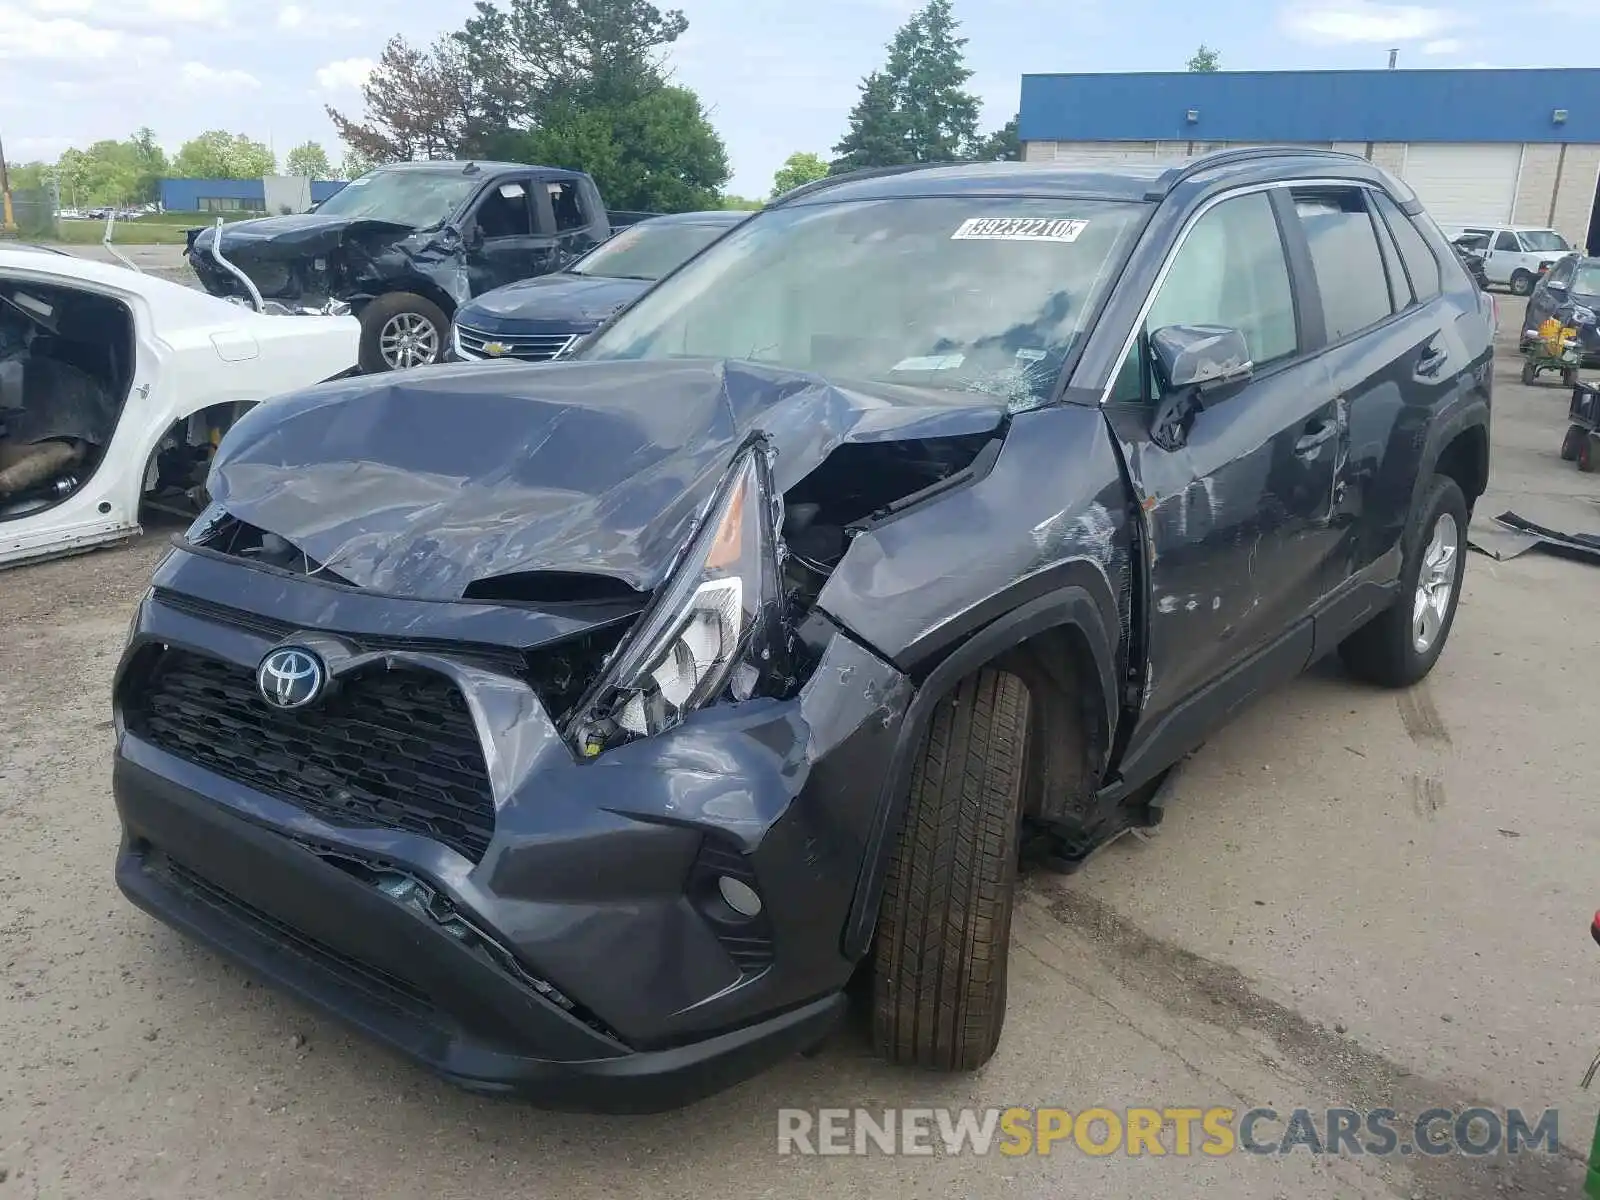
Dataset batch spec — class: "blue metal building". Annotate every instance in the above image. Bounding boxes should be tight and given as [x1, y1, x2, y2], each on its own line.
[1018, 68, 1600, 249]
[158, 177, 348, 214]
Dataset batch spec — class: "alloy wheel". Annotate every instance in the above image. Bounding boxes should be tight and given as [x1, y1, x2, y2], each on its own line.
[1412, 512, 1459, 654]
[379, 312, 441, 369]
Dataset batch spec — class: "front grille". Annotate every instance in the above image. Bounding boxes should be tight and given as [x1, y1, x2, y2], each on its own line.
[143, 849, 435, 1017]
[152, 588, 531, 679]
[454, 324, 577, 362]
[125, 648, 497, 862]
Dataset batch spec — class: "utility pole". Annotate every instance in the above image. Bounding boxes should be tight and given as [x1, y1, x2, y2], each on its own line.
[0, 127, 15, 235]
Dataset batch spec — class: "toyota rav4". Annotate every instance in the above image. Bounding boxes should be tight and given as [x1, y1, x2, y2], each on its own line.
[112, 149, 1492, 1112]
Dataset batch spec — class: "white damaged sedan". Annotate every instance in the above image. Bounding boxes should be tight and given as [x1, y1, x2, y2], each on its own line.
[0, 244, 359, 569]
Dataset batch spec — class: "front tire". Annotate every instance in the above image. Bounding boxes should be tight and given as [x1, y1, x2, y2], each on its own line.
[358, 293, 449, 373]
[872, 668, 1029, 1072]
[1580, 434, 1600, 474]
[1510, 269, 1536, 296]
[1521, 359, 1538, 386]
[1339, 475, 1468, 688]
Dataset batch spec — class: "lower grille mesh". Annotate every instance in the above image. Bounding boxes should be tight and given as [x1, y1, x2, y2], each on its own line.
[125, 649, 497, 862]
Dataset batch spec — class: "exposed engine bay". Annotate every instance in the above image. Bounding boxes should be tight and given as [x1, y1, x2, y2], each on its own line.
[0, 280, 133, 519]
[187, 355, 1004, 751]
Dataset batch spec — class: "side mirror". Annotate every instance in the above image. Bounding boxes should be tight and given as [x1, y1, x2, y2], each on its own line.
[1147, 325, 1253, 453]
[1150, 324, 1253, 392]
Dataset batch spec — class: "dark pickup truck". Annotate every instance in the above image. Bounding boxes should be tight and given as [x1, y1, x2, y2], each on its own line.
[186, 161, 651, 373]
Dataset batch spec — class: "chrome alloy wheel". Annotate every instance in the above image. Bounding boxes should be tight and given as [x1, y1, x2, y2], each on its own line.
[379, 312, 441, 369]
[1412, 511, 1459, 654]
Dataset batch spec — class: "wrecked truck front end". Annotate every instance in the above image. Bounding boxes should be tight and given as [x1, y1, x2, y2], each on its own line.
[109, 358, 1013, 1109]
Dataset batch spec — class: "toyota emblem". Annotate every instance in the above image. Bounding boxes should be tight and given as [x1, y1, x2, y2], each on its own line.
[256, 646, 326, 710]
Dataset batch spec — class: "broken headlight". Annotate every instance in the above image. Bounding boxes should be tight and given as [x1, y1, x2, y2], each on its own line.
[570, 446, 789, 757]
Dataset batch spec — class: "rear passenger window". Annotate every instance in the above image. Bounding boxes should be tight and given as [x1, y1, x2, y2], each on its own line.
[1144, 190, 1298, 378]
[1292, 189, 1393, 342]
[1495, 231, 1521, 252]
[1368, 200, 1411, 311]
[1373, 193, 1441, 300]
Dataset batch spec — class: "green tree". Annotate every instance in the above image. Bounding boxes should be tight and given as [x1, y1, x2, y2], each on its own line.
[831, 0, 979, 172]
[172, 131, 276, 178]
[456, 0, 689, 130]
[1187, 44, 1221, 71]
[127, 128, 167, 201]
[285, 140, 333, 178]
[7, 162, 49, 192]
[770, 151, 828, 197]
[974, 114, 1020, 161]
[831, 71, 911, 173]
[339, 146, 375, 180]
[501, 85, 729, 211]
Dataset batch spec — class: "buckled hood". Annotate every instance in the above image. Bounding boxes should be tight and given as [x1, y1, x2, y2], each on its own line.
[205, 358, 1008, 601]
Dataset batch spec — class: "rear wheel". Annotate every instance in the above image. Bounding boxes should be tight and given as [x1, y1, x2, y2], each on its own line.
[1580, 434, 1600, 474]
[872, 668, 1029, 1072]
[1563, 367, 1581, 388]
[1521, 359, 1538, 386]
[1511, 269, 1536, 296]
[358, 293, 448, 373]
[1339, 475, 1468, 688]
[1562, 424, 1587, 461]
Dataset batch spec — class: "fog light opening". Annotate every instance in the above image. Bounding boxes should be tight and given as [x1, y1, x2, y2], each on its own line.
[717, 875, 763, 919]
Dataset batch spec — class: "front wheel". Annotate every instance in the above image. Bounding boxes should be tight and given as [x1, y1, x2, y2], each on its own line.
[1521, 359, 1539, 386]
[1339, 475, 1468, 688]
[358, 293, 449, 373]
[1580, 434, 1600, 474]
[872, 668, 1029, 1072]
[1510, 270, 1536, 296]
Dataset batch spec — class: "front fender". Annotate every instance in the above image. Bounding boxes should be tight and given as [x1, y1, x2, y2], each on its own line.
[838, 579, 1121, 960]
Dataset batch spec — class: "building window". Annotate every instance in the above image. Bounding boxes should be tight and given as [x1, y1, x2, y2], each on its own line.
[198, 196, 264, 214]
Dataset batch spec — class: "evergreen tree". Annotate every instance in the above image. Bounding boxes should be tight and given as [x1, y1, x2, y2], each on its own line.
[975, 114, 1020, 162]
[830, 0, 980, 172]
[830, 72, 911, 174]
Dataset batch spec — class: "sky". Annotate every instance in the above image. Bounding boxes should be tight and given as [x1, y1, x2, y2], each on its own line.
[0, 0, 1592, 198]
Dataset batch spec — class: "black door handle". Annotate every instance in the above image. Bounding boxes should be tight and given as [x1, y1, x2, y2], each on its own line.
[1295, 419, 1338, 456]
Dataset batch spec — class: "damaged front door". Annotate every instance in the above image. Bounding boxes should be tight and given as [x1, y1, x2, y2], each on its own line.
[464, 178, 546, 296]
[1105, 188, 1341, 781]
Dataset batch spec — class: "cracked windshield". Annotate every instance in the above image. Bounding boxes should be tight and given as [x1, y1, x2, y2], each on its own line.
[582, 197, 1146, 407]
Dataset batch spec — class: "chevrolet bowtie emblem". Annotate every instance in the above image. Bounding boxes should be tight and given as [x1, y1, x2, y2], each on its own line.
[483, 341, 511, 357]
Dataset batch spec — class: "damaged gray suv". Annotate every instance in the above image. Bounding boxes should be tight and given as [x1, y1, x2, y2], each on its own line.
[112, 149, 1492, 1111]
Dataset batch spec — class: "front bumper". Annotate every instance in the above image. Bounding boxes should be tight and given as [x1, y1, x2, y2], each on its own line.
[111, 548, 911, 1109]
[115, 760, 845, 1112]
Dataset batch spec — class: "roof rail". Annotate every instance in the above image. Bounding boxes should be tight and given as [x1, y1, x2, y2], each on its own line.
[1168, 144, 1365, 187]
[768, 162, 945, 207]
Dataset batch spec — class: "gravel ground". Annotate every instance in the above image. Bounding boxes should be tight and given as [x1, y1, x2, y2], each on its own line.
[1, 319, 1598, 1198]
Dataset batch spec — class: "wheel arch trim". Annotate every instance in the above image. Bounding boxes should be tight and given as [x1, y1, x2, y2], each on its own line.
[838, 578, 1119, 960]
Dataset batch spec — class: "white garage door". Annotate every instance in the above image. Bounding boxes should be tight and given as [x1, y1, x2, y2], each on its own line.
[1401, 144, 1523, 227]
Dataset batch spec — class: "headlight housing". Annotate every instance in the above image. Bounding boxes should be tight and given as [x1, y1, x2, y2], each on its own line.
[568, 444, 791, 757]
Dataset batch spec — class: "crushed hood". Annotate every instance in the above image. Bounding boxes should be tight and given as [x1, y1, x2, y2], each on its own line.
[189, 213, 419, 262]
[206, 358, 1008, 600]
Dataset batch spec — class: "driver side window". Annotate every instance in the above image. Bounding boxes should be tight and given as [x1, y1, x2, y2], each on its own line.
[1110, 190, 1298, 404]
[475, 181, 533, 240]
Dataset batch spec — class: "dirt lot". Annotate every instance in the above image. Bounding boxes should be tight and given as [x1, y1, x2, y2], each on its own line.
[2, 327, 1598, 1198]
